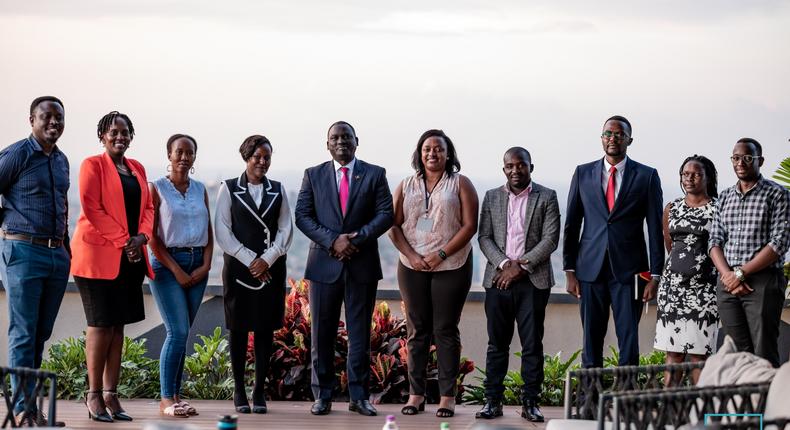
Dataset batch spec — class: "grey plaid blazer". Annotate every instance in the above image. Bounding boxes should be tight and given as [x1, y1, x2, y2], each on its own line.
[478, 182, 561, 290]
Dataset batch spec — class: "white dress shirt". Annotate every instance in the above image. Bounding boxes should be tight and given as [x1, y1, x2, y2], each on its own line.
[601, 156, 627, 198]
[215, 181, 294, 268]
[333, 158, 356, 189]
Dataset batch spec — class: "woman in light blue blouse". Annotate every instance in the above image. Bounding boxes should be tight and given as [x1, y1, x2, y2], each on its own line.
[147, 134, 213, 418]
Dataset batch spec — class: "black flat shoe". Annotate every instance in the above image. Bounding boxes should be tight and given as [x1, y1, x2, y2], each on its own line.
[401, 399, 426, 415]
[234, 391, 251, 414]
[521, 400, 544, 422]
[349, 399, 377, 416]
[475, 399, 503, 419]
[252, 400, 267, 414]
[311, 399, 332, 415]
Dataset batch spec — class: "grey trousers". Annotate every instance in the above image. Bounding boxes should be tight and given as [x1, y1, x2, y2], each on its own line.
[717, 267, 786, 367]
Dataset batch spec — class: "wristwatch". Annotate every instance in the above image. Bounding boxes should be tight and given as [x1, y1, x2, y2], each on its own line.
[733, 266, 746, 282]
[438, 249, 448, 260]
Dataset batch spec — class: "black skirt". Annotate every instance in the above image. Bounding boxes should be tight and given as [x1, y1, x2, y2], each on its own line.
[75, 255, 146, 327]
[222, 255, 286, 332]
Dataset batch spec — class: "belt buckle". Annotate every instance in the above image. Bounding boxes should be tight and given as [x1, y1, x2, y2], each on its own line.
[47, 238, 57, 249]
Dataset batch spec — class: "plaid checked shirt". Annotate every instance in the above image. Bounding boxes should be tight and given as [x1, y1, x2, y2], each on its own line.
[708, 176, 790, 269]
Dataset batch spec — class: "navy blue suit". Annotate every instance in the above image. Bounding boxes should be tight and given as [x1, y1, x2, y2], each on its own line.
[563, 157, 663, 367]
[295, 159, 393, 401]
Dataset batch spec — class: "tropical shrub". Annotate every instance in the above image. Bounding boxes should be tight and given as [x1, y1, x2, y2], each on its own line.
[181, 327, 234, 400]
[42, 336, 159, 400]
[463, 348, 667, 406]
[249, 278, 476, 403]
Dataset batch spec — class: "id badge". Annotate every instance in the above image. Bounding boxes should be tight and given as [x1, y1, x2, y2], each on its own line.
[416, 217, 434, 232]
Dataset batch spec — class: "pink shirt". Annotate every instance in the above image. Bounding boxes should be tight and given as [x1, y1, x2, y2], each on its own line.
[505, 183, 532, 261]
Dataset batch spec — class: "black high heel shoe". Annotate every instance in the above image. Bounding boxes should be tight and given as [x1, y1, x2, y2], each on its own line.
[234, 391, 251, 414]
[103, 390, 133, 421]
[85, 390, 113, 423]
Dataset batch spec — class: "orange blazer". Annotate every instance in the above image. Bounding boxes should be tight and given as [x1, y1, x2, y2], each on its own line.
[71, 153, 155, 280]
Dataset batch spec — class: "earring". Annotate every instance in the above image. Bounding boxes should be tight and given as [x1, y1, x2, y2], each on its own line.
[190, 166, 195, 174]
[166, 165, 171, 173]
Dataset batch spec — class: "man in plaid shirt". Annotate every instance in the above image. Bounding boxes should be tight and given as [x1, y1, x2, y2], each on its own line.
[709, 138, 790, 367]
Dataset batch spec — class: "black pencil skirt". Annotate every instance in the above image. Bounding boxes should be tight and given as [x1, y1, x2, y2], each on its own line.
[74, 255, 146, 327]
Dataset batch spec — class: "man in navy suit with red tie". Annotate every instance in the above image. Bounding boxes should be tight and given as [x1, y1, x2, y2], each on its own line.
[295, 121, 393, 416]
[563, 115, 664, 368]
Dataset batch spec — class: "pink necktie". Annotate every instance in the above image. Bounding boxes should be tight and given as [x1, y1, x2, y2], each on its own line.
[606, 165, 616, 212]
[339, 167, 349, 215]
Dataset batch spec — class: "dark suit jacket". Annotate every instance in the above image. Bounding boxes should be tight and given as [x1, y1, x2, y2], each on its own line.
[294, 159, 393, 284]
[562, 157, 664, 285]
[478, 182, 561, 290]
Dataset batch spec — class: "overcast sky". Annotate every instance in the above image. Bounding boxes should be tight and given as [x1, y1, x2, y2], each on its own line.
[1, 0, 788, 199]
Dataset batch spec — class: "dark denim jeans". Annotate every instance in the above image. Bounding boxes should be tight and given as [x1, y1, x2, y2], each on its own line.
[0, 238, 69, 414]
[149, 248, 207, 398]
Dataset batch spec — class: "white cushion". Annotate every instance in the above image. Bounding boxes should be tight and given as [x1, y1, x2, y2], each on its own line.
[765, 360, 790, 419]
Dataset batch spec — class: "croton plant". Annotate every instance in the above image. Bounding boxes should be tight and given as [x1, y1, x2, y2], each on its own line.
[247, 278, 475, 403]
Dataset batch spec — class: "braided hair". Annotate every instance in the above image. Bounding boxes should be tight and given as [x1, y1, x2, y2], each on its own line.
[679, 154, 718, 198]
[96, 111, 134, 141]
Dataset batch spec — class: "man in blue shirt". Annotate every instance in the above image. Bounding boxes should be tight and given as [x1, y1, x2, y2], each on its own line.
[0, 96, 70, 424]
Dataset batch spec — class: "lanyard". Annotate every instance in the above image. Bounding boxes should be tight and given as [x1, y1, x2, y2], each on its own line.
[422, 173, 444, 216]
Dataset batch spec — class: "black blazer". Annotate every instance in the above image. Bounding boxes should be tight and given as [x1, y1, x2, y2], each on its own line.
[562, 157, 664, 285]
[294, 159, 393, 284]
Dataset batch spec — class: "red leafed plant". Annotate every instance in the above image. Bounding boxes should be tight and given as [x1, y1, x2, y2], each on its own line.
[247, 279, 475, 403]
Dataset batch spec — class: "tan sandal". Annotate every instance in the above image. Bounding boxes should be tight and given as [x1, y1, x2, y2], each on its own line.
[177, 401, 198, 416]
[161, 404, 189, 418]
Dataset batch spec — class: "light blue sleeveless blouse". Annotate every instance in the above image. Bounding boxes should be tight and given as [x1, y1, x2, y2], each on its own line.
[153, 177, 209, 248]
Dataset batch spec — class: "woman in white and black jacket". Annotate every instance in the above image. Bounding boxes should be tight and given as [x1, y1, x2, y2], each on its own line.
[215, 135, 293, 414]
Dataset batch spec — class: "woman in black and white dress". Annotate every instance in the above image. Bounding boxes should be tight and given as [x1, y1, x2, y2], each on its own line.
[215, 135, 292, 414]
[653, 155, 719, 385]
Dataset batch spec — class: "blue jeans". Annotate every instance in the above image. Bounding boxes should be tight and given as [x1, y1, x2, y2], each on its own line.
[0, 238, 69, 414]
[149, 248, 207, 398]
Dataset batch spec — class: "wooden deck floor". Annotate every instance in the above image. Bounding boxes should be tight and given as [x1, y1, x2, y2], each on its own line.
[45, 400, 563, 429]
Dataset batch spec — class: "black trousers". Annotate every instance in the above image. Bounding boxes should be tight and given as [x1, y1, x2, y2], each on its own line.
[397, 253, 472, 397]
[309, 268, 378, 401]
[717, 267, 786, 367]
[483, 277, 550, 402]
[579, 255, 643, 368]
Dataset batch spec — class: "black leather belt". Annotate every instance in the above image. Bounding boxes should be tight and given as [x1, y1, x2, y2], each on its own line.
[0, 230, 63, 249]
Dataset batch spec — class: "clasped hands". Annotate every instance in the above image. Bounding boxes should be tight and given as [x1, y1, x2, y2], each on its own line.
[492, 259, 529, 290]
[330, 232, 359, 261]
[721, 269, 754, 297]
[406, 249, 446, 271]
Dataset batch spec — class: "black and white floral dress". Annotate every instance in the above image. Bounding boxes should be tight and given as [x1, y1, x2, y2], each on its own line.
[653, 197, 719, 355]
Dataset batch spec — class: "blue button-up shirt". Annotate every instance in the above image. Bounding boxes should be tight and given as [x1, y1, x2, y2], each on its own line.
[0, 136, 70, 239]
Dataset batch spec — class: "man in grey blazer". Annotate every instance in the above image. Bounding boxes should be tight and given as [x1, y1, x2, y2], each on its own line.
[476, 147, 561, 422]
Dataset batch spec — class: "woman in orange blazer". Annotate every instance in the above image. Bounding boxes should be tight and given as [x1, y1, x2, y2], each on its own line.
[71, 111, 154, 423]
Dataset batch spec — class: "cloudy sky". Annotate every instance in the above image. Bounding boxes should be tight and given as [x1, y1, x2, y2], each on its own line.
[1, 0, 788, 198]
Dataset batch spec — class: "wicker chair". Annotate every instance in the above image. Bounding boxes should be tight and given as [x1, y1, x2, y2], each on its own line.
[612, 382, 771, 430]
[546, 361, 705, 430]
[564, 362, 705, 420]
[0, 366, 58, 428]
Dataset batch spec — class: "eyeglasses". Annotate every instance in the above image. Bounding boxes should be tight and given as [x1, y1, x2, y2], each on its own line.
[730, 155, 762, 164]
[681, 172, 703, 180]
[601, 131, 629, 140]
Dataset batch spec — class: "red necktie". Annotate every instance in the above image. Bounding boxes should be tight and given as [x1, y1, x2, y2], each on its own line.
[339, 167, 349, 215]
[606, 165, 617, 212]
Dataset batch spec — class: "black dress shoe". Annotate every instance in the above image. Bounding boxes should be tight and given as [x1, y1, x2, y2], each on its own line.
[475, 399, 503, 419]
[311, 399, 332, 415]
[348, 399, 377, 416]
[521, 400, 544, 422]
